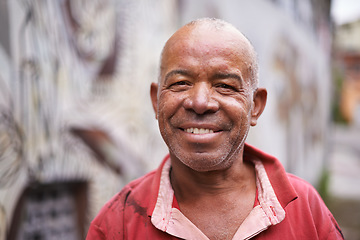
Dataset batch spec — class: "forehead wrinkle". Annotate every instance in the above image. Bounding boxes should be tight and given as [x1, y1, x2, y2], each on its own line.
[160, 22, 258, 87]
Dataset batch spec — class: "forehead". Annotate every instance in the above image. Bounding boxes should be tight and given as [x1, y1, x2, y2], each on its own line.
[161, 25, 254, 75]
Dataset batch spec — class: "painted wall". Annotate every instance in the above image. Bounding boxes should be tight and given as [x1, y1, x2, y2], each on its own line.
[0, 0, 176, 237]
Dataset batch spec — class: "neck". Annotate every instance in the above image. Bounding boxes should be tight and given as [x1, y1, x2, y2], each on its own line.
[170, 154, 256, 203]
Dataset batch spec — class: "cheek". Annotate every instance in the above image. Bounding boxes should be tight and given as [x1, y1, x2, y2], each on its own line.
[220, 98, 253, 133]
[158, 92, 184, 117]
[157, 99, 177, 134]
[220, 96, 251, 116]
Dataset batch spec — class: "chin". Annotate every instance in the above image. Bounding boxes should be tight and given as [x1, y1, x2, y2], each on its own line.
[177, 153, 233, 172]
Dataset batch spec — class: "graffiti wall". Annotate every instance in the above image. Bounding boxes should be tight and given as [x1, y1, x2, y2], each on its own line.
[0, 0, 176, 239]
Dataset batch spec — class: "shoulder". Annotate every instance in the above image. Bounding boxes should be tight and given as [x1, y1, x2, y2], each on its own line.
[98, 169, 157, 220]
[285, 173, 327, 211]
[286, 173, 317, 194]
[284, 173, 344, 239]
[86, 170, 157, 239]
[86, 156, 170, 239]
[286, 173, 327, 205]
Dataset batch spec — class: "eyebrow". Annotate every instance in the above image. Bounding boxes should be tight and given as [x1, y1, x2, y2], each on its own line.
[164, 69, 192, 83]
[212, 73, 243, 82]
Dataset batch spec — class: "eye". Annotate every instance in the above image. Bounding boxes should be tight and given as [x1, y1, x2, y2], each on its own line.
[170, 81, 187, 87]
[216, 83, 237, 92]
[218, 83, 233, 89]
[168, 80, 191, 91]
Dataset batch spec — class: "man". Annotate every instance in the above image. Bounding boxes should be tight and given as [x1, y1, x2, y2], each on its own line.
[86, 18, 343, 239]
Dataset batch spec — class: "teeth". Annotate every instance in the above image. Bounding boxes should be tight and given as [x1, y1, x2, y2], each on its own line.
[185, 128, 214, 134]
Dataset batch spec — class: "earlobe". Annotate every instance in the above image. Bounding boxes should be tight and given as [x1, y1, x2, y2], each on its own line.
[250, 88, 267, 126]
[150, 82, 159, 119]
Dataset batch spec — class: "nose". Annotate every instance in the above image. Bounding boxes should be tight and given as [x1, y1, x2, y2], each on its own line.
[183, 82, 219, 114]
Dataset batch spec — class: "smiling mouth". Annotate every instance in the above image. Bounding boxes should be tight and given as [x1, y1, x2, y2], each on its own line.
[183, 128, 215, 134]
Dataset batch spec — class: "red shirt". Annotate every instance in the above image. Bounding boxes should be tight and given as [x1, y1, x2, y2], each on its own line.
[86, 144, 343, 239]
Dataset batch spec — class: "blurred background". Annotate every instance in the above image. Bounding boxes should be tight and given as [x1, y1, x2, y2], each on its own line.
[0, 0, 359, 239]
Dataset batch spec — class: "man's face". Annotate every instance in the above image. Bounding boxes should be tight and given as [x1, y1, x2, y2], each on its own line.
[151, 25, 262, 172]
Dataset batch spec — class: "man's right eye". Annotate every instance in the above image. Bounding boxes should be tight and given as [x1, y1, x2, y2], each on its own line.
[167, 80, 191, 91]
[170, 81, 187, 86]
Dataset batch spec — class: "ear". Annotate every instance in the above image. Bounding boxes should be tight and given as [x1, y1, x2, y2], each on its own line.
[150, 82, 159, 119]
[250, 88, 267, 126]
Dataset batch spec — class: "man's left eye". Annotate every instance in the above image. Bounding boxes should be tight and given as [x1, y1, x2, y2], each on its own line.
[217, 84, 236, 91]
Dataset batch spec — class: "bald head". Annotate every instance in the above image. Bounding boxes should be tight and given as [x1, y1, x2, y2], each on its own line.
[160, 18, 259, 88]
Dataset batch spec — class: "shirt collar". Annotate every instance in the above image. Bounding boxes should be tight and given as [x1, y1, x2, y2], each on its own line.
[149, 143, 298, 239]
